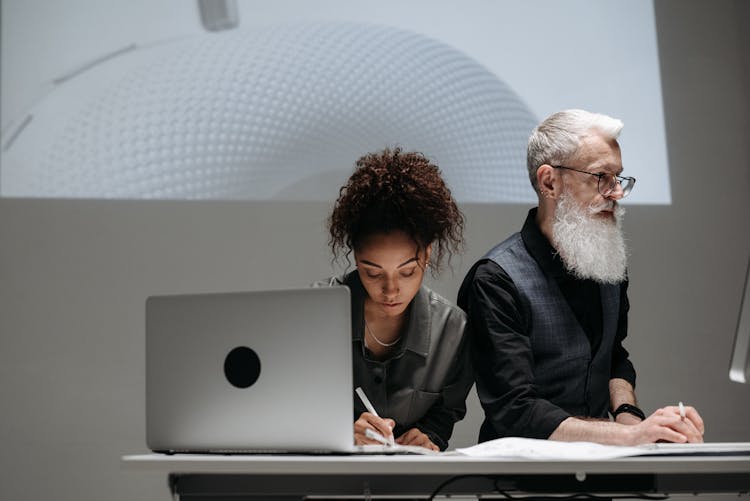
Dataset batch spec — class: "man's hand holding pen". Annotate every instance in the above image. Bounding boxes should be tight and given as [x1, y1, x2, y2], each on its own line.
[627, 403, 705, 445]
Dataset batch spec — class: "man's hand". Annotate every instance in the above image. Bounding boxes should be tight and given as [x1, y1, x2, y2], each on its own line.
[395, 428, 439, 451]
[354, 412, 395, 446]
[626, 405, 705, 445]
[551, 404, 706, 445]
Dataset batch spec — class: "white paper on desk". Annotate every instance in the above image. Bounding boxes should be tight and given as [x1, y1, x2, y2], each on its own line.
[454, 437, 645, 460]
[633, 442, 750, 455]
[357, 443, 441, 455]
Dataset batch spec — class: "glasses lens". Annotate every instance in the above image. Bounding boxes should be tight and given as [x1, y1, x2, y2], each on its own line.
[620, 177, 635, 197]
[599, 174, 617, 196]
[600, 175, 635, 197]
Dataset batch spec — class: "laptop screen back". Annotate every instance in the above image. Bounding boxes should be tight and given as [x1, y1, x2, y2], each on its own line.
[146, 287, 353, 452]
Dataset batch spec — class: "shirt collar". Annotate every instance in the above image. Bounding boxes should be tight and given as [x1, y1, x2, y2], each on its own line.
[403, 285, 431, 357]
[520, 207, 568, 280]
[343, 270, 430, 357]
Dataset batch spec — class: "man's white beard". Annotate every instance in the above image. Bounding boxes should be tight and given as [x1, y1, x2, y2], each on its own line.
[551, 192, 628, 284]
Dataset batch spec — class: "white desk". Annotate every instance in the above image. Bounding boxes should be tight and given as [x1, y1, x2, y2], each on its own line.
[122, 453, 750, 499]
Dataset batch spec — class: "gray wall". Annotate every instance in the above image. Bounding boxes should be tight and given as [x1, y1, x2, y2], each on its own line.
[1, 1, 749, 499]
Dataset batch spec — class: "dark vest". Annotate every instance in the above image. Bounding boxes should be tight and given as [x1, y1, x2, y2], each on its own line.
[484, 232, 620, 418]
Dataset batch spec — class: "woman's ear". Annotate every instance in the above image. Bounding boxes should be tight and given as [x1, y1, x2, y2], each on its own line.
[424, 244, 433, 267]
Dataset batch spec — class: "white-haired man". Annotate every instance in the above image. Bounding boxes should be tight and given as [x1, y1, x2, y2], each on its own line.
[458, 109, 705, 444]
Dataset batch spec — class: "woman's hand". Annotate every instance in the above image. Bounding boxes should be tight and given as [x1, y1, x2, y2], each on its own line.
[354, 412, 396, 445]
[395, 428, 439, 451]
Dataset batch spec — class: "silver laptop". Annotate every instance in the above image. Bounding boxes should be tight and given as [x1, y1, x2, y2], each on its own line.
[146, 287, 354, 453]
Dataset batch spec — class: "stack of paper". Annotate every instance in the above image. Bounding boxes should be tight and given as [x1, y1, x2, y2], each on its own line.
[452, 438, 750, 459]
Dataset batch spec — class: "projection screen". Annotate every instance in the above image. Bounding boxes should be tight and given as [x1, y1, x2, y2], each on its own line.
[1, 0, 669, 204]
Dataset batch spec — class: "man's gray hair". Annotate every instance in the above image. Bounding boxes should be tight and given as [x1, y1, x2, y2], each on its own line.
[526, 109, 623, 192]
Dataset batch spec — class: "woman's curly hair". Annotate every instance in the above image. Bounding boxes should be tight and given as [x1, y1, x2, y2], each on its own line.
[328, 147, 465, 274]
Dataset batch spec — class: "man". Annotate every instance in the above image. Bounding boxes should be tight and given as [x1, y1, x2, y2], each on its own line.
[458, 109, 704, 445]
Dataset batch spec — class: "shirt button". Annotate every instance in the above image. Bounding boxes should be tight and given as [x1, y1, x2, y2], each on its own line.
[373, 376, 383, 384]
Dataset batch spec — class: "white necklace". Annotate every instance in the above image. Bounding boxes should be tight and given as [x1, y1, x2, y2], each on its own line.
[365, 320, 401, 347]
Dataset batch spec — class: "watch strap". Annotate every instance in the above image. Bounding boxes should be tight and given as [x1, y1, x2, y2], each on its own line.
[612, 403, 646, 420]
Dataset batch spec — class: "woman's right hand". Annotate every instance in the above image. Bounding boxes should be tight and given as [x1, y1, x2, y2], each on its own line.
[354, 412, 396, 445]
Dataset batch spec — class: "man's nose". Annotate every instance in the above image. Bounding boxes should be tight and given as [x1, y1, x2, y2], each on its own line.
[607, 181, 625, 200]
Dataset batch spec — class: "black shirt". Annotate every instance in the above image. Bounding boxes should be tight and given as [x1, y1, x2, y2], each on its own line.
[457, 208, 636, 439]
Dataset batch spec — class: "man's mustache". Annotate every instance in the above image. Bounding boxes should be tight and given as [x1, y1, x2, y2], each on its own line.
[588, 199, 616, 214]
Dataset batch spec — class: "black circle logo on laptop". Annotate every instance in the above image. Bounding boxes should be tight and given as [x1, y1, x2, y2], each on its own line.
[224, 346, 261, 388]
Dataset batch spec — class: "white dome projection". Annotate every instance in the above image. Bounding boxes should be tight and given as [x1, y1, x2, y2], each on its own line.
[1, 23, 537, 202]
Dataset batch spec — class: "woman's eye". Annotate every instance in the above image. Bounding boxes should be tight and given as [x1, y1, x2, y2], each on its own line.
[400, 269, 416, 278]
[366, 272, 382, 279]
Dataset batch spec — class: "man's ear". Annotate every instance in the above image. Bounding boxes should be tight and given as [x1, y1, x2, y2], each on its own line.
[536, 164, 558, 199]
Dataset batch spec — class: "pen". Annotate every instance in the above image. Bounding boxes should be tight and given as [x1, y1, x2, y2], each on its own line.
[355, 387, 379, 417]
[355, 386, 395, 446]
[365, 428, 391, 446]
[678, 401, 686, 420]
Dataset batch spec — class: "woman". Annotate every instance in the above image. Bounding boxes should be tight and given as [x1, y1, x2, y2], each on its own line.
[323, 147, 472, 451]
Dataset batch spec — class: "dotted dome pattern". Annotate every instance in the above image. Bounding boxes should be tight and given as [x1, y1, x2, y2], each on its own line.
[2, 23, 538, 202]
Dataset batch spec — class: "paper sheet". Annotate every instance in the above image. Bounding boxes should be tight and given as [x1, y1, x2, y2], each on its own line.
[453, 438, 750, 459]
[453, 437, 646, 460]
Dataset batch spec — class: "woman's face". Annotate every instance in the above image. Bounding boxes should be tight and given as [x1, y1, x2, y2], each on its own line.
[354, 231, 431, 318]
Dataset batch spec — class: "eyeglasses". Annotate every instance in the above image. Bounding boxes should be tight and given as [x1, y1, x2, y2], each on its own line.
[552, 165, 636, 198]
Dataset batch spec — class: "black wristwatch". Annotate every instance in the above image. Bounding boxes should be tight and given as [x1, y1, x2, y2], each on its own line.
[612, 403, 646, 421]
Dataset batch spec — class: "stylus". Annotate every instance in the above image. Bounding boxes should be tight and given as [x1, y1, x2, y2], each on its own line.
[355, 386, 395, 445]
[355, 387, 379, 416]
[365, 428, 391, 446]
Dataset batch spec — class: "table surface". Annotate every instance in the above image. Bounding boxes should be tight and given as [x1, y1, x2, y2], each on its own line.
[123, 452, 750, 498]
[122, 452, 750, 475]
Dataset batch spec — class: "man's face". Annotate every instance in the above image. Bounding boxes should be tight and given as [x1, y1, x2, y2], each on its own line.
[558, 134, 624, 219]
[550, 133, 628, 283]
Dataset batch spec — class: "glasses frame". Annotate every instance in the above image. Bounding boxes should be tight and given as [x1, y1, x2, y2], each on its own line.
[551, 165, 636, 197]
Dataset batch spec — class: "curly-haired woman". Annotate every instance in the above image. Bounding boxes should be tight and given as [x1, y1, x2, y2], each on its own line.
[319, 147, 473, 451]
